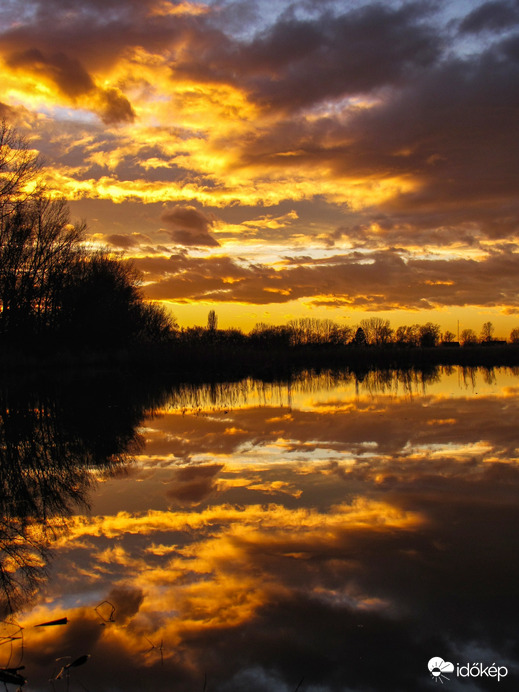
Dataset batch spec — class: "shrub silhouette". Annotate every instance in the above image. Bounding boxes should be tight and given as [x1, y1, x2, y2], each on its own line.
[57, 253, 171, 348]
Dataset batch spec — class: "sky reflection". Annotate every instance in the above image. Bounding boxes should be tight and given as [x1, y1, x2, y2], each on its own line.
[5, 367, 519, 691]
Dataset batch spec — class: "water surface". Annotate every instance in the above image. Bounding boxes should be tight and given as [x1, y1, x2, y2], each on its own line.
[1, 367, 518, 691]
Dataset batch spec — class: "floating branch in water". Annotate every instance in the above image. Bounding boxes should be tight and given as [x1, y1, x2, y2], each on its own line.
[52, 654, 90, 681]
[34, 618, 68, 627]
[65, 655, 90, 670]
[0, 666, 26, 686]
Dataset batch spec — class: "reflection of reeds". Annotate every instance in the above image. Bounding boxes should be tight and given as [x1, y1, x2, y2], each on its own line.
[151, 364, 485, 413]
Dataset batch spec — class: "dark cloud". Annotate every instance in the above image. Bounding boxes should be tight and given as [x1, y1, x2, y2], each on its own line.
[218, 34, 519, 241]
[6, 48, 95, 97]
[369, 44, 519, 233]
[0, 0, 208, 73]
[1, 1, 444, 116]
[104, 233, 153, 249]
[1, 0, 518, 304]
[106, 585, 144, 623]
[174, 2, 442, 112]
[136, 246, 519, 312]
[459, 0, 519, 33]
[160, 205, 220, 247]
[5, 47, 135, 124]
[165, 463, 224, 505]
[97, 86, 136, 124]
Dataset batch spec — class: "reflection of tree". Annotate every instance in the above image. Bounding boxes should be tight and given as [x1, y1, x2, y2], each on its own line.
[149, 366, 447, 413]
[0, 377, 171, 617]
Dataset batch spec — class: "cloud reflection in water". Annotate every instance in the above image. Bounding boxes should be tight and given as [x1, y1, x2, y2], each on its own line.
[7, 367, 519, 691]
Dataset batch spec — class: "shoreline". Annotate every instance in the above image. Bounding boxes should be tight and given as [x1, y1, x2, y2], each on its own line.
[2, 342, 518, 383]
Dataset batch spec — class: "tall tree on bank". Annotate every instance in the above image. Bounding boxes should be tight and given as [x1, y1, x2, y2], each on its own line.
[480, 321, 495, 343]
[0, 195, 85, 339]
[0, 120, 176, 350]
[0, 120, 39, 217]
[0, 121, 84, 340]
[207, 309, 218, 332]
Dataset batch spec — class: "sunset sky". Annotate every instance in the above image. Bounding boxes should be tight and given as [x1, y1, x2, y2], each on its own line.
[1, 0, 518, 334]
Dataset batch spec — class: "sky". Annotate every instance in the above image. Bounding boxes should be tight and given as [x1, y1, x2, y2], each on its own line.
[1, 0, 518, 334]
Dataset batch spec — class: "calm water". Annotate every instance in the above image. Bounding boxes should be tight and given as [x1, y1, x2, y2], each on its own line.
[1, 367, 519, 691]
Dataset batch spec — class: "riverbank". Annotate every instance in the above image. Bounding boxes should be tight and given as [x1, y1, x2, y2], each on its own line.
[2, 341, 519, 382]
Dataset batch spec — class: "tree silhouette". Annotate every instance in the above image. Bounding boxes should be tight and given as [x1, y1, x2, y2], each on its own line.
[287, 318, 350, 346]
[0, 196, 85, 340]
[480, 321, 494, 343]
[57, 252, 175, 348]
[207, 309, 218, 332]
[395, 325, 420, 347]
[360, 317, 392, 346]
[249, 323, 292, 348]
[460, 328, 478, 346]
[418, 322, 441, 348]
[0, 122, 177, 351]
[442, 331, 456, 343]
[0, 120, 40, 216]
[353, 326, 367, 346]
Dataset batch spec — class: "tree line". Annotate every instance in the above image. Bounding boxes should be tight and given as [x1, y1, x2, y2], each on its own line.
[177, 314, 518, 349]
[0, 121, 175, 352]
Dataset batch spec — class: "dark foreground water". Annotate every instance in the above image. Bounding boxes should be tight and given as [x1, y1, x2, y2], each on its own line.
[1, 366, 519, 691]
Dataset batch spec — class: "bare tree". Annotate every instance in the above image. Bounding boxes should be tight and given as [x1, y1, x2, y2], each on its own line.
[0, 122, 177, 348]
[360, 317, 392, 346]
[0, 121, 85, 338]
[0, 119, 41, 218]
[460, 328, 478, 346]
[0, 195, 85, 337]
[395, 324, 420, 347]
[418, 322, 441, 347]
[442, 330, 456, 343]
[288, 318, 345, 345]
[480, 321, 494, 343]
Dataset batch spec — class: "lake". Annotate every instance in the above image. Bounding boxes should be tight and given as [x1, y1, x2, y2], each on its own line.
[1, 366, 518, 691]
